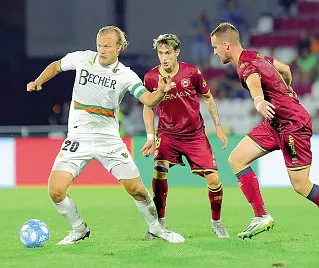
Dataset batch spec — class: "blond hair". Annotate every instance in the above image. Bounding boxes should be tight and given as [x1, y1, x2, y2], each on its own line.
[152, 33, 180, 50]
[210, 22, 240, 43]
[97, 26, 129, 51]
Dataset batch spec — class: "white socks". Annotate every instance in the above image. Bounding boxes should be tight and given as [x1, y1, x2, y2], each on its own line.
[134, 192, 162, 234]
[54, 195, 84, 229]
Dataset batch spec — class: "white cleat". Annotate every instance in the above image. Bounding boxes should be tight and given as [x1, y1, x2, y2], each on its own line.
[143, 218, 166, 240]
[237, 214, 274, 240]
[57, 223, 90, 245]
[146, 228, 185, 243]
[212, 220, 230, 238]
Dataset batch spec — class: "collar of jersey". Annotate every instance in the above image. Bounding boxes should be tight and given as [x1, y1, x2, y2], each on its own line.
[94, 53, 119, 70]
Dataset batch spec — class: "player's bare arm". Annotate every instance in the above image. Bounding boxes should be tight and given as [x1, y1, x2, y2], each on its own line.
[139, 76, 172, 107]
[141, 105, 156, 156]
[246, 73, 276, 120]
[272, 58, 292, 87]
[27, 61, 61, 92]
[202, 91, 228, 149]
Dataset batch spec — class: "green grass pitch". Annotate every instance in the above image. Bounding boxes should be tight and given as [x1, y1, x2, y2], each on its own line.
[1, 187, 318, 268]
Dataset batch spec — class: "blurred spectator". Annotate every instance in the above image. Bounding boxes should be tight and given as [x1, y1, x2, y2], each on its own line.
[267, 0, 287, 18]
[122, 101, 145, 136]
[216, 66, 249, 99]
[48, 102, 70, 125]
[297, 30, 311, 56]
[297, 48, 317, 83]
[279, 0, 296, 15]
[269, 0, 297, 17]
[190, 10, 211, 71]
[310, 34, 319, 55]
[221, 0, 246, 34]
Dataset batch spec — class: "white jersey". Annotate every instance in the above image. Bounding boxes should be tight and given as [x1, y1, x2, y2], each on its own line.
[60, 50, 146, 136]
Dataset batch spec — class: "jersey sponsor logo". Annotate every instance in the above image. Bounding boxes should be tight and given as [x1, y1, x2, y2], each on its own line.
[181, 78, 191, 88]
[106, 145, 126, 156]
[163, 90, 191, 101]
[79, 69, 117, 89]
[288, 135, 298, 163]
[121, 152, 129, 158]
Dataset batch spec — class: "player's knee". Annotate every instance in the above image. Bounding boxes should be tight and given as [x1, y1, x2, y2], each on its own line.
[153, 165, 168, 179]
[205, 172, 220, 187]
[228, 152, 240, 170]
[126, 182, 148, 200]
[48, 187, 66, 203]
[291, 181, 309, 196]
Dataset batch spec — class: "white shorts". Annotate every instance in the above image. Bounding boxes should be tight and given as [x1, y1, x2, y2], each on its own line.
[51, 134, 140, 180]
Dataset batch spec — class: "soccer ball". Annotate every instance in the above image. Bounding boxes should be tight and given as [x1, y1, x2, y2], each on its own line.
[19, 219, 50, 248]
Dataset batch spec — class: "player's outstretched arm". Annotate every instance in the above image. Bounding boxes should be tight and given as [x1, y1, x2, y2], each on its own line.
[26, 60, 61, 92]
[141, 105, 156, 157]
[139, 76, 173, 107]
[246, 73, 276, 120]
[202, 91, 228, 149]
[272, 58, 292, 88]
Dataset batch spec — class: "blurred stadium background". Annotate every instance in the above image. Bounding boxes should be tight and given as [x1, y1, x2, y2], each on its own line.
[1, 0, 318, 187]
[1, 1, 319, 267]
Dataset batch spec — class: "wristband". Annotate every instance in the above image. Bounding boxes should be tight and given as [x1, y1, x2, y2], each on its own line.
[147, 134, 155, 140]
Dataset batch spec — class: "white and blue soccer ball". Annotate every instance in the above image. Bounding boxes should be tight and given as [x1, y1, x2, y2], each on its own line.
[19, 219, 50, 248]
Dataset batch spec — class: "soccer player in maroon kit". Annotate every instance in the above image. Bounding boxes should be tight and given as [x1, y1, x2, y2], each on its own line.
[211, 22, 319, 239]
[141, 33, 230, 239]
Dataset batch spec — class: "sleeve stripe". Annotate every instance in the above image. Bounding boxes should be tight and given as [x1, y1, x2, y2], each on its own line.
[131, 82, 143, 95]
[133, 86, 146, 99]
[59, 60, 63, 72]
[136, 88, 146, 99]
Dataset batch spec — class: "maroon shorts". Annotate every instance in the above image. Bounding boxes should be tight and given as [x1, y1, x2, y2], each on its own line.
[154, 132, 218, 174]
[248, 120, 312, 170]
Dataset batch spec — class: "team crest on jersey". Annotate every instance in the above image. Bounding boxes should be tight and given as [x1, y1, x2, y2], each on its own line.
[121, 152, 129, 158]
[88, 60, 93, 66]
[181, 78, 191, 88]
[202, 81, 207, 87]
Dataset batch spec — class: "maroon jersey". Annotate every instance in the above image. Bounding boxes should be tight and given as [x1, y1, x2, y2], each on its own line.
[144, 62, 209, 137]
[237, 50, 311, 133]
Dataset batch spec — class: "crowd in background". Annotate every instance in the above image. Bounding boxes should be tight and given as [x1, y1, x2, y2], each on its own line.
[115, 0, 319, 135]
[1, 0, 318, 135]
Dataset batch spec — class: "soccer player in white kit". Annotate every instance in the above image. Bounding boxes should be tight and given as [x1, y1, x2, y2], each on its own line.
[26, 26, 185, 245]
